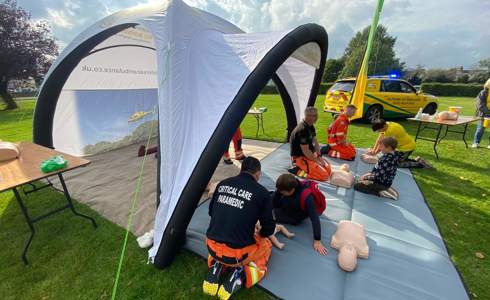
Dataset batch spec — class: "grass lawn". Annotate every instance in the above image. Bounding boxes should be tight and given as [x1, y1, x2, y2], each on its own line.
[1, 96, 489, 299]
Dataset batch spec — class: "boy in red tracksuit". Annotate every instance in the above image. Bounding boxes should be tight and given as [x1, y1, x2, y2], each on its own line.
[323, 104, 357, 161]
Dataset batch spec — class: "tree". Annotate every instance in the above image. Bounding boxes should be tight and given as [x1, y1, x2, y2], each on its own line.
[339, 25, 405, 79]
[404, 65, 426, 85]
[424, 69, 452, 83]
[322, 58, 345, 83]
[478, 58, 490, 73]
[0, 0, 58, 109]
[456, 74, 469, 84]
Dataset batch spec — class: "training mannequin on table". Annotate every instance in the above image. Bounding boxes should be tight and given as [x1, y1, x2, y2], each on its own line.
[437, 111, 459, 121]
[0, 141, 20, 162]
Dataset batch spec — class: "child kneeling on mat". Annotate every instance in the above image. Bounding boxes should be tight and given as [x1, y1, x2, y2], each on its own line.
[272, 173, 328, 256]
[355, 136, 399, 200]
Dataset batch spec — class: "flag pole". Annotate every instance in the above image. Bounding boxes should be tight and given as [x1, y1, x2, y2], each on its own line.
[349, 0, 385, 120]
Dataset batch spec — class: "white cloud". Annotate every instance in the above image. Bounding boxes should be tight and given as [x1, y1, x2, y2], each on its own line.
[17, 0, 490, 68]
[46, 8, 73, 29]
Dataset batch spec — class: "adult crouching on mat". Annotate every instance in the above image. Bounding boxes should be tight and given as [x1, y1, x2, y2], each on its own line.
[368, 119, 432, 169]
[322, 104, 357, 161]
[203, 156, 275, 300]
[289, 107, 331, 181]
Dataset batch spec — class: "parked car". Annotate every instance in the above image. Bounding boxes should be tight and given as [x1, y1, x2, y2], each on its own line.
[323, 77, 438, 122]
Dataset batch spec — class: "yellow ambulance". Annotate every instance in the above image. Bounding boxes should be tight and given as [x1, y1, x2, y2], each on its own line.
[323, 77, 438, 122]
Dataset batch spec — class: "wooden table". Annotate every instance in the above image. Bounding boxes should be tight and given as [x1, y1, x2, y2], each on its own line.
[247, 108, 267, 137]
[407, 116, 479, 159]
[0, 142, 97, 264]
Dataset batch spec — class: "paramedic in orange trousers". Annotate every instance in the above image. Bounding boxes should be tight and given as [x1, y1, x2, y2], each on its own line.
[203, 157, 275, 300]
[289, 106, 332, 181]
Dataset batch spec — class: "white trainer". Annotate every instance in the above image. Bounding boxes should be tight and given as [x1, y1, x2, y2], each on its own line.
[471, 143, 479, 148]
[137, 229, 155, 248]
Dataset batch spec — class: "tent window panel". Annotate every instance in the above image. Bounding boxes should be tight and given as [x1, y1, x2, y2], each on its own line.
[53, 89, 158, 156]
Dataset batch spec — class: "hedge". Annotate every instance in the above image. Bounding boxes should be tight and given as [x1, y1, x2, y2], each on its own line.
[420, 83, 482, 97]
[261, 82, 333, 95]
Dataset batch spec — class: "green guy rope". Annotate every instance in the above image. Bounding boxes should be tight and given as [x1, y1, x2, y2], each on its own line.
[111, 44, 172, 300]
[111, 113, 156, 300]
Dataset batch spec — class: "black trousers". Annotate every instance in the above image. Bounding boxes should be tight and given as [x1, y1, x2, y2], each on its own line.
[397, 151, 423, 168]
[354, 181, 389, 196]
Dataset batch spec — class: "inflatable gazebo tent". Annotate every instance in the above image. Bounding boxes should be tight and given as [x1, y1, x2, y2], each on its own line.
[33, 0, 328, 268]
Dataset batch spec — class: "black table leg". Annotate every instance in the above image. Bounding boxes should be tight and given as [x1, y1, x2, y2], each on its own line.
[462, 123, 469, 148]
[12, 188, 35, 265]
[255, 115, 260, 137]
[438, 124, 450, 144]
[58, 174, 97, 228]
[414, 121, 423, 141]
[260, 114, 265, 135]
[433, 124, 443, 160]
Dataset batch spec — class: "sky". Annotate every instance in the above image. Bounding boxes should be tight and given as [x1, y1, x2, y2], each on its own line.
[17, 0, 490, 69]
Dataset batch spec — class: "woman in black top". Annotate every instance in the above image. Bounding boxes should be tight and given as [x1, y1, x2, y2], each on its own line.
[472, 79, 490, 148]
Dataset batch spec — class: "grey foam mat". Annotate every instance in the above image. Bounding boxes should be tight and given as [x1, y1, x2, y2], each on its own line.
[185, 144, 469, 300]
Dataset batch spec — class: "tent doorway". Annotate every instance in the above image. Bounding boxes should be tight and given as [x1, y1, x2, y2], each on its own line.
[34, 0, 328, 268]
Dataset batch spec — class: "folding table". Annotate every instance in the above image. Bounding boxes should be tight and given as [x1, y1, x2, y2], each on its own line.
[0, 142, 97, 264]
[407, 116, 479, 159]
[247, 107, 267, 137]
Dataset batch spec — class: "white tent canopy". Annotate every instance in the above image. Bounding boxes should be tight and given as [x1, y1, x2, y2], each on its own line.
[34, 0, 328, 267]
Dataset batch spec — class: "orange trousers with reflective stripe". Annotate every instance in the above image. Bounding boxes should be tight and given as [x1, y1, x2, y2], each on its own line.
[292, 156, 332, 181]
[223, 128, 244, 159]
[206, 235, 272, 288]
[328, 143, 356, 161]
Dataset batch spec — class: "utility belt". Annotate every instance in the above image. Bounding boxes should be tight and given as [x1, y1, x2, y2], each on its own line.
[206, 238, 257, 267]
[292, 156, 311, 173]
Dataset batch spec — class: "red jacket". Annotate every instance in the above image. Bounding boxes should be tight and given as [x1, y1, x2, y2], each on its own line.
[328, 114, 350, 146]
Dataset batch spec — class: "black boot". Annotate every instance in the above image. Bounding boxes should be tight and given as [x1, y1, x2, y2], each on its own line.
[217, 266, 244, 300]
[203, 260, 226, 296]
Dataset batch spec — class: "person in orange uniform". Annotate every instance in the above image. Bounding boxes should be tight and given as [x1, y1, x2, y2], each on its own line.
[289, 107, 332, 181]
[323, 104, 357, 161]
[223, 128, 246, 164]
[203, 157, 275, 300]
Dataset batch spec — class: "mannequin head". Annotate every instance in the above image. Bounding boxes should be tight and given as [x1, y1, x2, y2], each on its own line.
[338, 244, 358, 272]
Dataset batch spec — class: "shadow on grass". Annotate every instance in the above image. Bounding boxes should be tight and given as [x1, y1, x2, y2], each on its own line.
[0, 185, 273, 300]
[411, 172, 490, 299]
